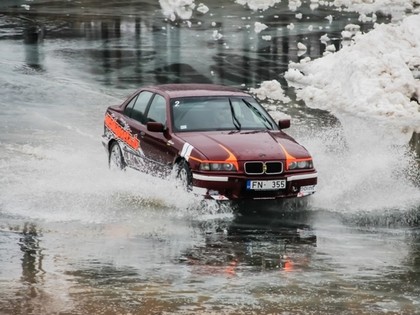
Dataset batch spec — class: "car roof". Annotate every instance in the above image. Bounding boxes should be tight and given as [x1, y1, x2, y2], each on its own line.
[142, 83, 250, 98]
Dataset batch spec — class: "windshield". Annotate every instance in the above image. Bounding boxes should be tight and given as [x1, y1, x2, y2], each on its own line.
[171, 96, 277, 132]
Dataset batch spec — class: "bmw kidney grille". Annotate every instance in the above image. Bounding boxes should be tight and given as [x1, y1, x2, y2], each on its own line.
[244, 161, 283, 175]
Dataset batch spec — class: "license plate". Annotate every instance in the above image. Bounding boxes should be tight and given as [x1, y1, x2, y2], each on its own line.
[246, 179, 286, 190]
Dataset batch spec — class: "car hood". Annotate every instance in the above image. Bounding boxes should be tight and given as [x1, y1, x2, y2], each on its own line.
[177, 131, 311, 161]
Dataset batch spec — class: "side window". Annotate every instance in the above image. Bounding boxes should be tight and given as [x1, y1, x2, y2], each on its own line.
[123, 95, 138, 117]
[146, 94, 167, 125]
[131, 91, 153, 124]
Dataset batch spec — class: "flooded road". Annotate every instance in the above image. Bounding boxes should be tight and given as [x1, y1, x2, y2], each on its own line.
[1, 0, 420, 314]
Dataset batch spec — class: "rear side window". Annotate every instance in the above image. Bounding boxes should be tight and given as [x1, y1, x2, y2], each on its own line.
[123, 95, 138, 117]
[127, 91, 153, 124]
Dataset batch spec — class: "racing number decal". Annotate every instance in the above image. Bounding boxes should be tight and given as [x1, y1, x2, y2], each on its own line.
[105, 114, 140, 150]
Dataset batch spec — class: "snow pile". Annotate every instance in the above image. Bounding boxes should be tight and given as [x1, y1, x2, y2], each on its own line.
[332, 0, 420, 21]
[285, 14, 420, 135]
[250, 80, 291, 103]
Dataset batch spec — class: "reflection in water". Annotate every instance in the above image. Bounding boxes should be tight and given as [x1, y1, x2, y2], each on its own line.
[20, 223, 43, 285]
[180, 211, 316, 275]
[17, 223, 46, 314]
[22, 17, 45, 71]
[34, 211, 318, 314]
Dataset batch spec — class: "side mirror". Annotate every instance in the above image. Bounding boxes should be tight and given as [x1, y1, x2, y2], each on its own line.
[147, 121, 165, 132]
[278, 119, 290, 130]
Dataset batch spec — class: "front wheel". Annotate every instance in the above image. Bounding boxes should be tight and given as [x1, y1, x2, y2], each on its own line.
[176, 160, 192, 191]
[109, 141, 125, 171]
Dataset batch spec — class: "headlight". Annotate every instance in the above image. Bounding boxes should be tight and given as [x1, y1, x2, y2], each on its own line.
[199, 162, 237, 171]
[288, 160, 313, 170]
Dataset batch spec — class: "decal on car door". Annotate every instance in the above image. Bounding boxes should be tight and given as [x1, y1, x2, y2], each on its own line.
[105, 113, 140, 151]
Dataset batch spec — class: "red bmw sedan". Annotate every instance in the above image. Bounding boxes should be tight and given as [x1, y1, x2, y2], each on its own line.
[102, 84, 317, 201]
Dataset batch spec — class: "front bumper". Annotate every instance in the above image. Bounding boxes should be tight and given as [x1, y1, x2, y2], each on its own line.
[191, 171, 318, 200]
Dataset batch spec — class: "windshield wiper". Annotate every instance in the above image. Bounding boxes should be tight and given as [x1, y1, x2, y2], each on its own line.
[242, 99, 273, 129]
[228, 99, 241, 131]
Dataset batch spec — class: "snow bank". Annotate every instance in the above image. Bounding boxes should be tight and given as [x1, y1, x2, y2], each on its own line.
[285, 14, 420, 135]
[332, 0, 420, 21]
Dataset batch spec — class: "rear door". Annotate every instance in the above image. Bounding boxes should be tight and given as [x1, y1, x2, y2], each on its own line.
[123, 90, 153, 169]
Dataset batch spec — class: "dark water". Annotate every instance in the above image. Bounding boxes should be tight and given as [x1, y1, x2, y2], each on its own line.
[0, 1, 419, 314]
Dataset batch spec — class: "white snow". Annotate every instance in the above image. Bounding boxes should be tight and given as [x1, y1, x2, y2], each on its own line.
[320, 33, 330, 45]
[325, 15, 333, 23]
[196, 3, 209, 14]
[159, 0, 208, 20]
[159, 0, 196, 21]
[289, 0, 303, 11]
[284, 14, 420, 135]
[325, 44, 336, 52]
[212, 30, 223, 40]
[345, 23, 361, 32]
[249, 80, 291, 103]
[254, 21, 268, 33]
[332, 0, 419, 21]
[297, 42, 307, 51]
[235, 0, 282, 11]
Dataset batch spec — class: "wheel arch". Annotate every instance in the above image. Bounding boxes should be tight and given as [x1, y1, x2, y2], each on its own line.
[173, 155, 187, 167]
[108, 139, 126, 170]
[108, 138, 119, 155]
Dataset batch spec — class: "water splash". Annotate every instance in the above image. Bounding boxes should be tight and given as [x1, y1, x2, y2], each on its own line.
[299, 116, 420, 213]
[0, 140, 234, 224]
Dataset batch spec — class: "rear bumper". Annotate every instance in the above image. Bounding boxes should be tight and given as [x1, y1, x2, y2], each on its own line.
[191, 171, 318, 200]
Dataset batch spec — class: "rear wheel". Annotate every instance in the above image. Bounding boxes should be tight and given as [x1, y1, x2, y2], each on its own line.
[176, 160, 192, 191]
[109, 141, 125, 170]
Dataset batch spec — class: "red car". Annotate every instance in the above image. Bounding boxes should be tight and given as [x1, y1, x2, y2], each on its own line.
[101, 84, 317, 200]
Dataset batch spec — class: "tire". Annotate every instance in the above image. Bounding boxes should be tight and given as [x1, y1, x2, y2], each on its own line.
[176, 160, 192, 191]
[109, 141, 125, 171]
